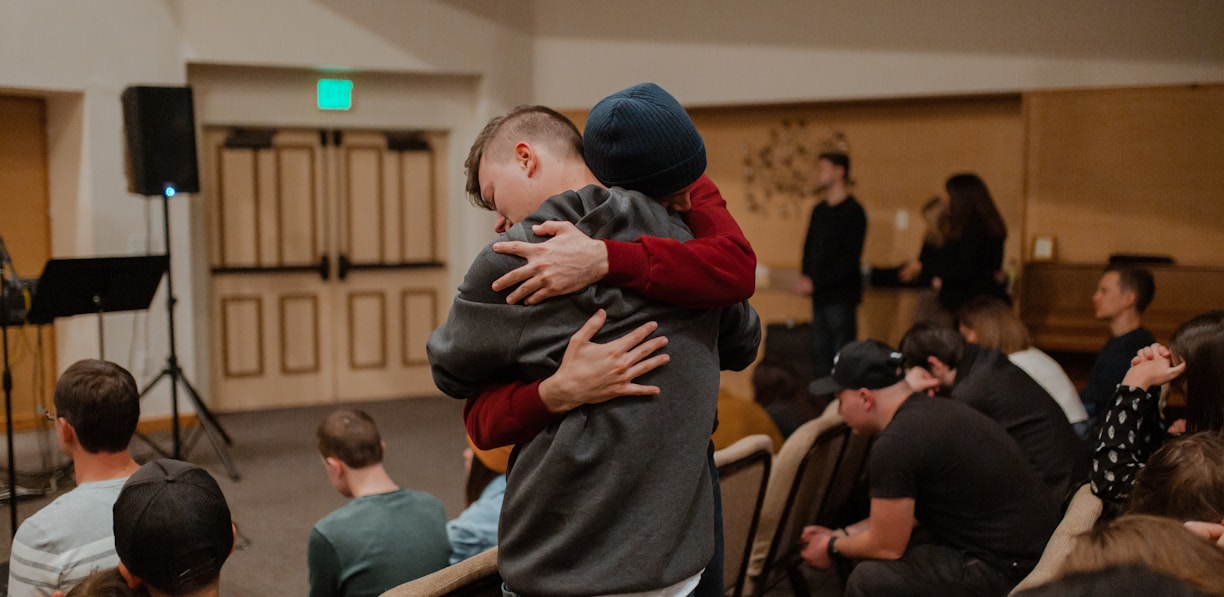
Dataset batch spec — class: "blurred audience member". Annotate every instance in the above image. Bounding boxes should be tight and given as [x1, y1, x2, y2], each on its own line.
[1081, 264, 1156, 425]
[1126, 432, 1224, 522]
[752, 360, 823, 437]
[1092, 310, 1224, 511]
[712, 388, 783, 453]
[1014, 564, 1212, 597]
[900, 323, 1089, 506]
[957, 295, 1091, 438]
[54, 568, 146, 597]
[1057, 515, 1224, 597]
[447, 438, 511, 564]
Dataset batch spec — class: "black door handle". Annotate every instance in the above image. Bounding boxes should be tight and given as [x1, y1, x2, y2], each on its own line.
[338, 253, 351, 281]
[318, 254, 330, 281]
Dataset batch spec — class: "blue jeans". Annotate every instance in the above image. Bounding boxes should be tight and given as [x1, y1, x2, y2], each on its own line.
[811, 302, 858, 378]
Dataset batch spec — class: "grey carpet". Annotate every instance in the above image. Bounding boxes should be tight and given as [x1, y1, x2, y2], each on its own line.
[2, 395, 845, 597]
[2, 395, 469, 596]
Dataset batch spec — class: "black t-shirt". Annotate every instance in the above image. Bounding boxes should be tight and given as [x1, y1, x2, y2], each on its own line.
[870, 393, 1060, 561]
[1081, 326, 1157, 417]
[952, 344, 1090, 505]
[800, 195, 866, 305]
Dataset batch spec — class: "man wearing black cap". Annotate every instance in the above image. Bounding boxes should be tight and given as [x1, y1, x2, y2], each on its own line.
[112, 459, 234, 597]
[799, 340, 1059, 597]
[429, 83, 761, 596]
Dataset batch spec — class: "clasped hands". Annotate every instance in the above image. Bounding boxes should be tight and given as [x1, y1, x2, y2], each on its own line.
[798, 525, 845, 571]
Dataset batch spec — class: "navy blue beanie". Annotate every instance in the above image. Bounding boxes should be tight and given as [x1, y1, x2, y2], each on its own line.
[583, 82, 706, 198]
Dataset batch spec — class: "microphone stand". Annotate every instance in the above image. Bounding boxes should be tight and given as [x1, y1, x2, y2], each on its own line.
[1, 237, 18, 537]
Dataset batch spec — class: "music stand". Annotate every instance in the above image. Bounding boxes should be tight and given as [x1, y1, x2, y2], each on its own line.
[27, 254, 240, 481]
[27, 256, 168, 358]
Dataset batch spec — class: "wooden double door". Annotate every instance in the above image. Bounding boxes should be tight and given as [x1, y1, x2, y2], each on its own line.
[204, 128, 449, 410]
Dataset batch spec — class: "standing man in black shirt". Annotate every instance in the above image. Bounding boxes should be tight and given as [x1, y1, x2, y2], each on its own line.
[793, 150, 867, 377]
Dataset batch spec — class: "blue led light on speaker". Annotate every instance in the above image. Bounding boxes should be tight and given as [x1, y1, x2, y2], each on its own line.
[163, 184, 176, 198]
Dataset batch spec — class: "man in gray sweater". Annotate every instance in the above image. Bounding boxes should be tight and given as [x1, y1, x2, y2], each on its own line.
[428, 83, 761, 596]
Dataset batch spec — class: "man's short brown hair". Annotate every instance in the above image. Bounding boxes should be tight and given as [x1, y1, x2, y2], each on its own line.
[1105, 264, 1156, 314]
[53, 359, 140, 453]
[316, 409, 383, 468]
[464, 105, 583, 210]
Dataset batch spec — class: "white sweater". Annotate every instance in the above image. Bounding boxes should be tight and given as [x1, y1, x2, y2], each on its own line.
[1009, 347, 1089, 424]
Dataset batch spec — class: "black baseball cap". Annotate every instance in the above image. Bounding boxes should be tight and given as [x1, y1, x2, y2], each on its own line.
[113, 459, 233, 594]
[809, 340, 905, 395]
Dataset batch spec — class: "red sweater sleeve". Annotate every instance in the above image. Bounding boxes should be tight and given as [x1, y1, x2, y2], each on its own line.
[465, 177, 756, 446]
[602, 175, 756, 309]
[464, 380, 562, 449]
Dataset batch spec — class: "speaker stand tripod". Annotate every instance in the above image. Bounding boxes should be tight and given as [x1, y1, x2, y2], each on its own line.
[2, 243, 19, 538]
[139, 189, 239, 481]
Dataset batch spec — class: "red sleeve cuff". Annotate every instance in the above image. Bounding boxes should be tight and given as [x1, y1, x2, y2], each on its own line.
[465, 380, 561, 449]
[602, 238, 651, 291]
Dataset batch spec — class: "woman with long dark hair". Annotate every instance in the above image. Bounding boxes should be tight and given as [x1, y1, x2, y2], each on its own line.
[927, 173, 1009, 312]
[1091, 310, 1224, 511]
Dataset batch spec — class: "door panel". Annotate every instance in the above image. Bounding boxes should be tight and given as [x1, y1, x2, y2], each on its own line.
[331, 131, 447, 401]
[0, 95, 56, 431]
[206, 127, 447, 411]
[211, 273, 336, 410]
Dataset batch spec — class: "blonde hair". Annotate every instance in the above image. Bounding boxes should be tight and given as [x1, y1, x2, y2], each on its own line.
[957, 295, 1031, 355]
[463, 105, 583, 209]
[1060, 514, 1224, 597]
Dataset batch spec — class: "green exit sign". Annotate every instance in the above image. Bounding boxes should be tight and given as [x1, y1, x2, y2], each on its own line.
[317, 79, 353, 111]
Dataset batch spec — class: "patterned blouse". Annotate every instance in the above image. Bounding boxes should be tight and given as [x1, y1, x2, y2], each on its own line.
[1090, 385, 1170, 505]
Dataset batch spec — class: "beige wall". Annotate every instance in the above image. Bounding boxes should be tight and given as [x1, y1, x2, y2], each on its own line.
[2, 0, 1223, 412]
[531, 0, 1224, 109]
[1024, 85, 1224, 266]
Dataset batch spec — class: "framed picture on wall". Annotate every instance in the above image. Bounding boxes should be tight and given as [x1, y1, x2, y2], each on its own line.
[1031, 235, 1057, 262]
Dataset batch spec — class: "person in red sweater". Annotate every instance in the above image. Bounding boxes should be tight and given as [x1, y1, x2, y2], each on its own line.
[454, 98, 757, 597]
[462, 137, 757, 450]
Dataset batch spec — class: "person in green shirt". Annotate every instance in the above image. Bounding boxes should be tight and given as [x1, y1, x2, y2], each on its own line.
[309, 409, 451, 597]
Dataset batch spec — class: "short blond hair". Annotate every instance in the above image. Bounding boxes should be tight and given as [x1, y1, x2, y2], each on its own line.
[464, 105, 582, 210]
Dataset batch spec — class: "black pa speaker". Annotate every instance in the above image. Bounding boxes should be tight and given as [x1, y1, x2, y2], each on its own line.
[122, 86, 200, 196]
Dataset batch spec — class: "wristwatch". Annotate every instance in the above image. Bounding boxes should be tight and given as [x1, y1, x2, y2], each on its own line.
[827, 535, 843, 559]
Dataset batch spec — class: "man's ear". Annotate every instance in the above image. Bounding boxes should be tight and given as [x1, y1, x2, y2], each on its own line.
[323, 456, 344, 475]
[858, 388, 875, 411]
[231, 523, 238, 555]
[118, 562, 144, 590]
[926, 356, 949, 377]
[513, 142, 536, 176]
[56, 418, 75, 446]
[959, 325, 978, 344]
[1121, 288, 1138, 310]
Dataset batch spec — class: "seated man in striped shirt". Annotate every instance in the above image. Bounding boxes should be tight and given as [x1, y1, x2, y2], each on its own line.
[8, 359, 141, 597]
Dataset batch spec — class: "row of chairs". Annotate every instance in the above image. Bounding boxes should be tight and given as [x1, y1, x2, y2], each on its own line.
[381, 403, 870, 597]
[726, 404, 871, 597]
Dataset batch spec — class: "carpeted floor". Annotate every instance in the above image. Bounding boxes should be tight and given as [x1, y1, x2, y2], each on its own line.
[2, 395, 470, 596]
[2, 395, 843, 597]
